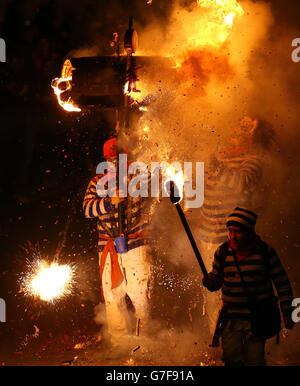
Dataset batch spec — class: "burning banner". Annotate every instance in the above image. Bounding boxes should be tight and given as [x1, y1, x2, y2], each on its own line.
[52, 56, 176, 112]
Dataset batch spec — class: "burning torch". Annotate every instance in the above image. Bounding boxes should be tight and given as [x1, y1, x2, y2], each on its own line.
[168, 180, 208, 279]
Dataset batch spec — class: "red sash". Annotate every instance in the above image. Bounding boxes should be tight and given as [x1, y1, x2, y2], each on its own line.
[99, 231, 150, 299]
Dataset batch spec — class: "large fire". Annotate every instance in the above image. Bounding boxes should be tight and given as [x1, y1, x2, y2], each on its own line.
[197, 0, 244, 29]
[51, 1, 245, 111]
[24, 260, 75, 302]
[125, 0, 244, 105]
[180, 0, 244, 52]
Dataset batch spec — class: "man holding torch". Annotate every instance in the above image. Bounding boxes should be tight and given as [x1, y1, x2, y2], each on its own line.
[83, 137, 152, 351]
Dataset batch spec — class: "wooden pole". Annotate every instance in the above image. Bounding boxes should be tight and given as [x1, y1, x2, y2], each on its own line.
[169, 181, 208, 278]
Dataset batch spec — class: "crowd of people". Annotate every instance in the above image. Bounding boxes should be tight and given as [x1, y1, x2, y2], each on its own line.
[82, 132, 295, 365]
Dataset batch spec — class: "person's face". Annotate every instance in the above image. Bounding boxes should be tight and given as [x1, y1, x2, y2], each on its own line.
[228, 225, 252, 247]
[106, 156, 117, 164]
[105, 156, 118, 173]
[229, 117, 257, 146]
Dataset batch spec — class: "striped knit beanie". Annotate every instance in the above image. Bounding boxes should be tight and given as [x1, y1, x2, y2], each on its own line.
[226, 207, 258, 232]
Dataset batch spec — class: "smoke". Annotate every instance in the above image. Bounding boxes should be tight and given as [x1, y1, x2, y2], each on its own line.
[94, 302, 107, 325]
[120, 0, 300, 364]
[122, 0, 300, 252]
[68, 46, 102, 58]
[93, 301, 215, 365]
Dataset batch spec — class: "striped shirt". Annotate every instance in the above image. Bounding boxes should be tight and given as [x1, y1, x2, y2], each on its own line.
[199, 153, 262, 244]
[83, 174, 151, 253]
[209, 241, 294, 319]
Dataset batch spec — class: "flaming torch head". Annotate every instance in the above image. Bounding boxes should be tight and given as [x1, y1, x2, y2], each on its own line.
[167, 180, 181, 205]
[164, 164, 185, 204]
[51, 59, 81, 112]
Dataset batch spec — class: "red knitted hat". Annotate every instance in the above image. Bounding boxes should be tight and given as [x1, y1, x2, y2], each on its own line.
[103, 137, 118, 159]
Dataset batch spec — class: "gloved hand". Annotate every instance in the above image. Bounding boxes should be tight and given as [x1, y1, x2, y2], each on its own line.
[202, 273, 221, 292]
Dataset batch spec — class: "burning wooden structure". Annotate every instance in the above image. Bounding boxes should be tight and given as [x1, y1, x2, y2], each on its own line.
[52, 56, 176, 112]
[51, 18, 176, 113]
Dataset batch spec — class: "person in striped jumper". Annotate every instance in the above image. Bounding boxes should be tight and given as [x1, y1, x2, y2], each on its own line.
[199, 117, 266, 248]
[199, 117, 273, 332]
[83, 137, 152, 347]
[203, 207, 295, 366]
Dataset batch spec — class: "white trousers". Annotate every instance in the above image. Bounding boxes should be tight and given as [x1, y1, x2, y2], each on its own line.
[100, 244, 152, 340]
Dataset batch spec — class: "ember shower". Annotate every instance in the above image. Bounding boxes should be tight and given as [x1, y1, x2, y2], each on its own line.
[50, 0, 300, 363]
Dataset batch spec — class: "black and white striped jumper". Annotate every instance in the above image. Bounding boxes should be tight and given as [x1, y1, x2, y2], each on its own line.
[83, 174, 150, 253]
[209, 241, 294, 320]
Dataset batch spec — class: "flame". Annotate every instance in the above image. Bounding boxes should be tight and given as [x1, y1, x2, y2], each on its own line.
[124, 81, 130, 95]
[197, 0, 244, 30]
[170, 60, 182, 69]
[124, 79, 150, 105]
[223, 13, 234, 27]
[25, 260, 75, 302]
[164, 164, 185, 202]
[166, 0, 244, 66]
[51, 77, 81, 112]
[51, 59, 81, 112]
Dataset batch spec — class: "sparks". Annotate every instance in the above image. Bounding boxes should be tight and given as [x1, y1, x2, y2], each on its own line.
[24, 260, 75, 302]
